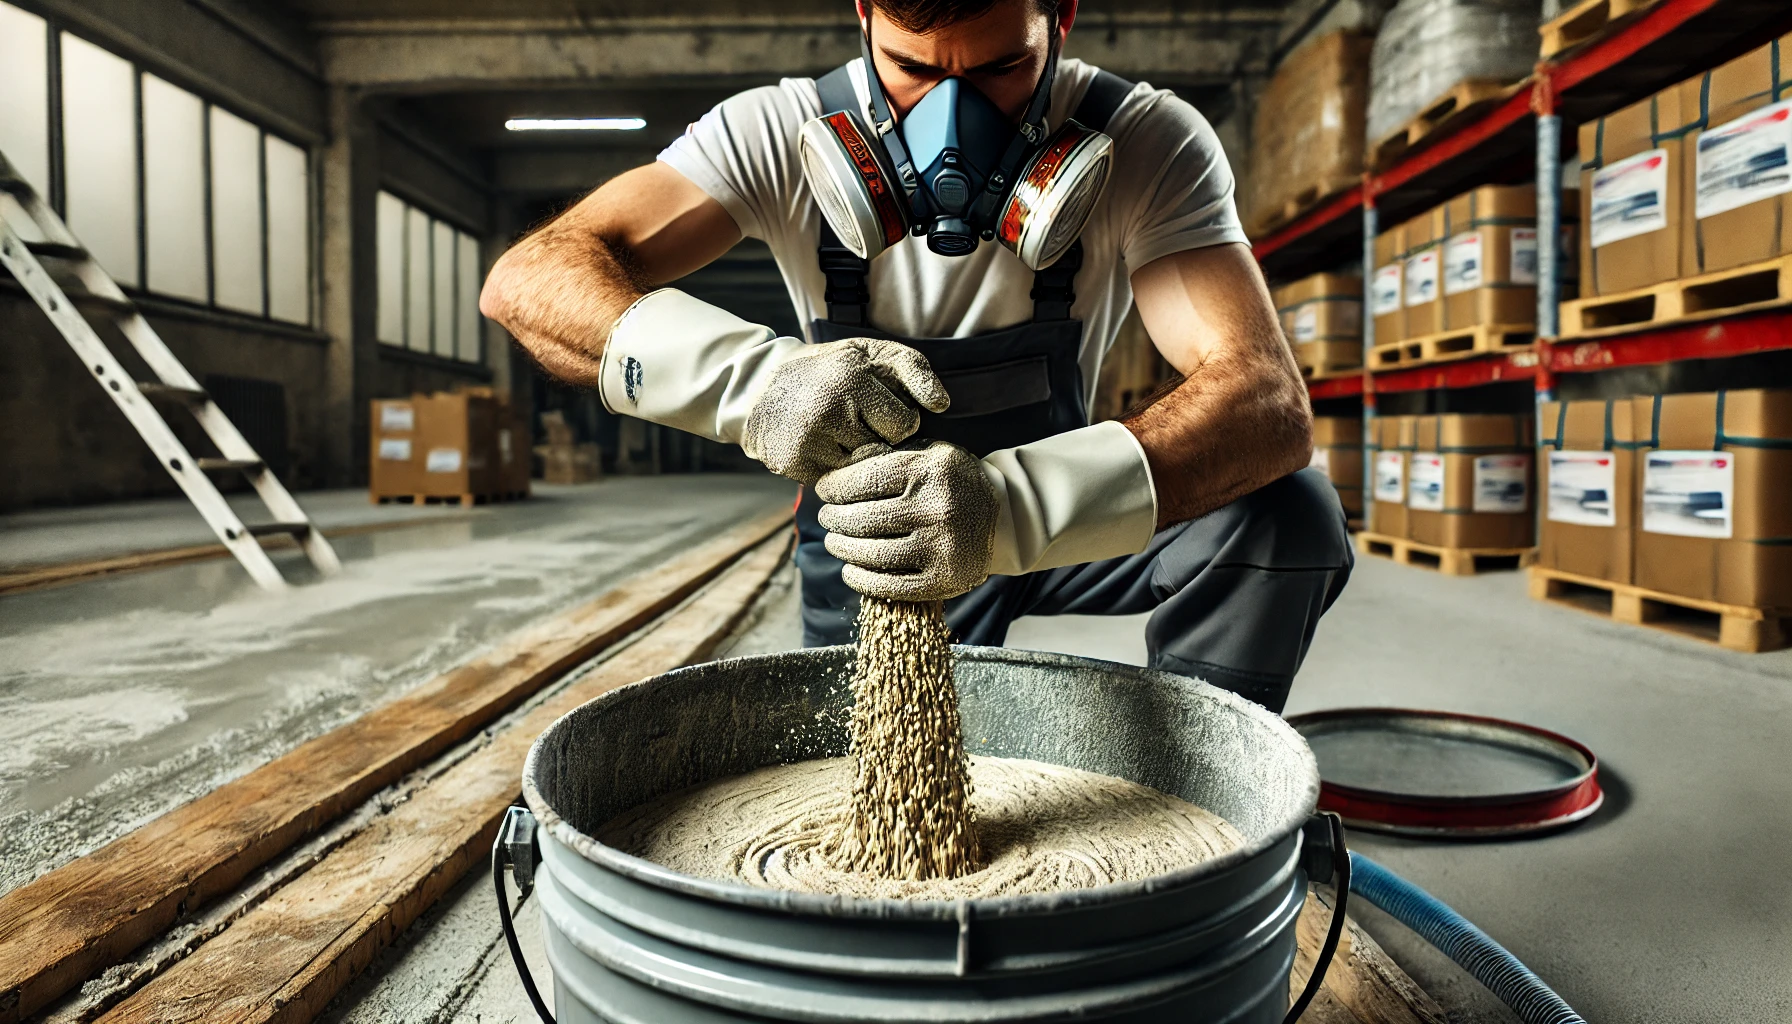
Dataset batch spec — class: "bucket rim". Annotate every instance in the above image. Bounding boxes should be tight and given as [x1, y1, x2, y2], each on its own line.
[522, 645, 1318, 919]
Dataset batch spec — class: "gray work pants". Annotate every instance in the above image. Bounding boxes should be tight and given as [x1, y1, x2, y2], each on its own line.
[799, 467, 1354, 713]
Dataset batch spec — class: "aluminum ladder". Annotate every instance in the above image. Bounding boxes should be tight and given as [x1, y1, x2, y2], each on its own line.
[0, 150, 340, 590]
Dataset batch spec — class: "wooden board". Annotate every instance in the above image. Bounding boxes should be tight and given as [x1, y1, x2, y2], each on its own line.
[1529, 565, 1790, 653]
[92, 532, 792, 1024]
[1357, 531, 1536, 577]
[1556, 254, 1792, 341]
[1369, 324, 1534, 370]
[1369, 78, 1530, 173]
[1290, 888, 1448, 1024]
[1539, 0, 1662, 59]
[0, 514, 477, 597]
[0, 508, 793, 1024]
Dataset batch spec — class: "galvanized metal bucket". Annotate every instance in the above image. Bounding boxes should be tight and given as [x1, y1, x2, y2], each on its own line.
[503, 646, 1335, 1023]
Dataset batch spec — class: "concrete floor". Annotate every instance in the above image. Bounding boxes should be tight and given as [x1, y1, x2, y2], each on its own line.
[0, 475, 794, 895]
[9, 482, 1790, 1022]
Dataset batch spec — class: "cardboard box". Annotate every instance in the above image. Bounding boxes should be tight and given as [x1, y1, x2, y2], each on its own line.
[370, 398, 423, 498]
[1633, 390, 1792, 609]
[1683, 35, 1792, 277]
[1278, 272, 1362, 371]
[1406, 414, 1534, 549]
[1243, 31, 1374, 238]
[1402, 209, 1447, 338]
[1538, 399, 1637, 584]
[1579, 80, 1704, 296]
[496, 399, 531, 496]
[1312, 416, 1364, 517]
[1370, 415, 1416, 538]
[1440, 185, 1538, 330]
[538, 443, 603, 485]
[1371, 224, 1406, 346]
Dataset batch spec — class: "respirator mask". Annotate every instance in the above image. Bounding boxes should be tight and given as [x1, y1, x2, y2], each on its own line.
[798, 16, 1113, 271]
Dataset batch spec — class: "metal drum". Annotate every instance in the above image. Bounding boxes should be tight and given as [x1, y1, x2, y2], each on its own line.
[518, 646, 1328, 1023]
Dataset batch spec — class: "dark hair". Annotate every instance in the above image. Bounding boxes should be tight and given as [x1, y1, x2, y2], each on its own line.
[867, 0, 1057, 34]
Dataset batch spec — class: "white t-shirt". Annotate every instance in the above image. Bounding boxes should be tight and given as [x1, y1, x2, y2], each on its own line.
[658, 57, 1246, 406]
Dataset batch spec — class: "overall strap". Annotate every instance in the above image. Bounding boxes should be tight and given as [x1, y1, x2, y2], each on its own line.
[1030, 241, 1083, 321]
[816, 63, 875, 326]
[1071, 69, 1134, 132]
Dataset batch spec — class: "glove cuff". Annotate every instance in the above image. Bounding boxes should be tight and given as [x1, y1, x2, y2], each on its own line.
[982, 420, 1159, 577]
[600, 288, 806, 443]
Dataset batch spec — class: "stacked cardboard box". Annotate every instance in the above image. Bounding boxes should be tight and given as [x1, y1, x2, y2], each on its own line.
[1243, 31, 1374, 238]
[1441, 185, 1542, 330]
[369, 391, 519, 501]
[1406, 414, 1534, 549]
[536, 410, 603, 485]
[1681, 35, 1792, 277]
[1369, 415, 1416, 538]
[1578, 70, 1705, 295]
[1274, 273, 1362, 374]
[1402, 209, 1446, 340]
[1539, 399, 1637, 584]
[1311, 417, 1364, 517]
[1370, 224, 1406, 348]
[1634, 390, 1792, 609]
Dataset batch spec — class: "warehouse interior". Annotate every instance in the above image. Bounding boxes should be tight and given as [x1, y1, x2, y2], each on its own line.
[3, 0, 1792, 1022]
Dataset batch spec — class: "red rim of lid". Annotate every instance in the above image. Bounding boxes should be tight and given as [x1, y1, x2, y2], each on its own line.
[1286, 707, 1605, 835]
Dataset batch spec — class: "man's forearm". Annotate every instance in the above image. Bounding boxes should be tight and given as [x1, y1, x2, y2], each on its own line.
[480, 225, 646, 389]
[1121, 350, 1313, 528]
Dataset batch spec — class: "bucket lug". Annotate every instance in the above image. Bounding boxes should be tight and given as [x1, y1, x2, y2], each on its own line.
[500, 804, 540, 895]
[1300, 814, 1340, 885]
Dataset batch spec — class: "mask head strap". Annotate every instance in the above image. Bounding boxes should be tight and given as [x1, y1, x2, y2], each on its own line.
[858, 21, 916, 197]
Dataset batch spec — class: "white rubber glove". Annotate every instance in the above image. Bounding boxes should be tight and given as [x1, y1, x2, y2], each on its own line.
[600, 289, 948, 485]
[816, 421, 1160, 601]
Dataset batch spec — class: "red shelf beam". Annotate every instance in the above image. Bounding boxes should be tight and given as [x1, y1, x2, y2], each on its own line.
[1306, 373, 1366, 400]
[1366, 83, 1537, 200]
[1367, 352, 1539, 395]
[1543, 311, 1792, 374]
[1550, 0, 1720, 97]
[1252, 184, 1363, 262]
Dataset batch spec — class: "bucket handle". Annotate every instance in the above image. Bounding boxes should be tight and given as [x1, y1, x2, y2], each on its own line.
[1284, 811, 1350, 1024]
[494, 803, 557, 1024]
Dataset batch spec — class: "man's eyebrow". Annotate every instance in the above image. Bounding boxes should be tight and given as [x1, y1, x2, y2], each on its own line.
[878, 45, 1032, 74]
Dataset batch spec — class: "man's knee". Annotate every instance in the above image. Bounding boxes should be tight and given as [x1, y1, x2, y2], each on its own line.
[1156, 468, 1352, 591]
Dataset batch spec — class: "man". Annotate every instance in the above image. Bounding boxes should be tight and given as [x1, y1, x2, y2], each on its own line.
[482, 0, 1352, 712]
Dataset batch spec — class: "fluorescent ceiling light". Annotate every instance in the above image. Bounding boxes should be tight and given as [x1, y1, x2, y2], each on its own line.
[505, 117, 645, 131]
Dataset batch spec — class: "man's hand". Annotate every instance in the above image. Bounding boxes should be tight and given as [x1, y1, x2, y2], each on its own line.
[815, 442, 998, 602]
[742, 339, 950, 486]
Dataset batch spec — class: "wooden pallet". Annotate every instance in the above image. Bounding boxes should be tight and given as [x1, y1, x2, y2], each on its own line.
[1539, 0, 1662, 59]
[1557, 254, 1792, 340]
[1369, 78, 1530, 172]
[1369, 324, 1534, 369]
[373, 489, 531, 507]
[1250, 172, 1361, 238]
[1528, 565, 1790, 653]
[1298, 340, 1365, 380]
[1357, 531, 1536, 576]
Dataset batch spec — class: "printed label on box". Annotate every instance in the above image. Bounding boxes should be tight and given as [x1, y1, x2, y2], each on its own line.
[1404, 250, 1440, 306]
[1590, 148, 1670, 247]
[1547, 450, 1616, 526]
[379, 403, 414, 432]
[1407, 453, 1445, 510]
[1372, 264, 1402, 315]
[1443, 232, 1484, 295]
[1293, 305, 1319, 342]
[1310, 447, 1331, 474]
[1374, 451, 1405, 502]
[1510, 227, 1539, 285]
[1695, 99, 1792, 219]
[377, 438, 412, 462]
[1474, 454, 1530, 513]
[426, 447, 463, 473]
[1642, 451, 1733, 538]
[499, 428, 514, 465]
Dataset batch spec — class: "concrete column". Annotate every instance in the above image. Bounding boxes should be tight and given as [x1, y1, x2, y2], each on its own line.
[318, 86, 381, 488]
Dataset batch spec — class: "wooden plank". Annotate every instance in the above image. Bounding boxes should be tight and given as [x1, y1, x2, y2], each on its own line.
[95, 532, 791, 1024]
[1528, 565, 1790, 653]
[0, 508, 792, 1024]
[1291, 887, 1448, 1024]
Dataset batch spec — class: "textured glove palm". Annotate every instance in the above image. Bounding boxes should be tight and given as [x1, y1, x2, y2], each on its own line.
[816, 441, 999, 602]
[740, 339, 950, 486]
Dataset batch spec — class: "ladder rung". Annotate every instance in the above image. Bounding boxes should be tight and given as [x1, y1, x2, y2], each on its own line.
[245, 522, 311, 539]
[71, 291, 137, 318]
[24, 240, 89, 262]
[137, 382, 209, 403]
[197, 457, 265, 473]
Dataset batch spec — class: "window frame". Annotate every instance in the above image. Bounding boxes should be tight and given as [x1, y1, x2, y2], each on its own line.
[375, 188, 486, 365]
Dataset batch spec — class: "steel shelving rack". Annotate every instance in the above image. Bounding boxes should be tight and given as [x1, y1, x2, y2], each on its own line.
[1253, 0, 1792, 535]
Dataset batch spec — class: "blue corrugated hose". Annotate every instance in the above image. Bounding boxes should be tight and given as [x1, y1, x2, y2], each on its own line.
[1348, 852, 1586, 1024]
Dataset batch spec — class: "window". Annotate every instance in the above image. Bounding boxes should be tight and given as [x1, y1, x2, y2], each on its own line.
[375, 190, 485, 363]
[0, 3, 313, 324]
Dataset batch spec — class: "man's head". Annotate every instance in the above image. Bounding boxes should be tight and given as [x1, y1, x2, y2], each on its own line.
[857, 0, 1079, 122]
